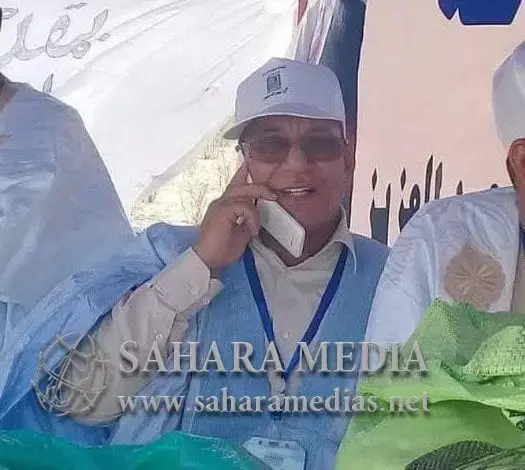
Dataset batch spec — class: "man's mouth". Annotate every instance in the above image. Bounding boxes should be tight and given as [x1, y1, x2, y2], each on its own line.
[280, 187, 315, 197]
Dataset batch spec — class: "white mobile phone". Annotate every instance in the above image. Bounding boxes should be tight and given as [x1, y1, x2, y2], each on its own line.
[256, 199, 306, 258]
[242, 158, 305, 258]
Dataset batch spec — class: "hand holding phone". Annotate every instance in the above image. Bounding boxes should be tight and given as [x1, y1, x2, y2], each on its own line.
[193, 163, 276, 271]
[246, 172, 306, 259]
[256, 199, 305, 258]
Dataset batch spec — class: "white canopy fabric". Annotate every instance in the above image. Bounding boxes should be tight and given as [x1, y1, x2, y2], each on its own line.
[0, 0, 296, 213]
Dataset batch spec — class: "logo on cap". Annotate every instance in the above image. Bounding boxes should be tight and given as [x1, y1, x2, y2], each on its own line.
[267, 72, 281, 94]
[264, 67, 288, 100]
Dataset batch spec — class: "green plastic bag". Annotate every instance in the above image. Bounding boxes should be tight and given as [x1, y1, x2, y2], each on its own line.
[335, 299, 525, 470]
[0, 430, 270, 470]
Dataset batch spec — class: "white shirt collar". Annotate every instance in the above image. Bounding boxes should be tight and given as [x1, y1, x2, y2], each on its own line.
[250, 205, 357, 273]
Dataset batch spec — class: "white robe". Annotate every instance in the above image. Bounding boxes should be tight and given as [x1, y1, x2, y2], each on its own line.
[365, 186, 520, 347]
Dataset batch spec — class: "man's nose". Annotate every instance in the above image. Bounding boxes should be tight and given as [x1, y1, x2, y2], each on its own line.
[283, 142, 309, 168]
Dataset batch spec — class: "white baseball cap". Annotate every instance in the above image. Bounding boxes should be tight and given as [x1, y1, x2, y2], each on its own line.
[493, 40, 525, 149]
[223, 57, 347, 140]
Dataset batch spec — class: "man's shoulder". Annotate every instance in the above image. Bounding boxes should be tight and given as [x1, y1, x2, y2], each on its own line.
[352, 233, 389, 254]
[408, 186, 516, 227]
[57, 224, 200, 306]
[144, 223, 200, 264]
[351, 233, 390, 267]
[10, 81, 84, 127]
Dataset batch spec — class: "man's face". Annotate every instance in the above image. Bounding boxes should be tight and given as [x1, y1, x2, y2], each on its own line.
[239, 115, 355, 231]
[506, 138, 525, 228]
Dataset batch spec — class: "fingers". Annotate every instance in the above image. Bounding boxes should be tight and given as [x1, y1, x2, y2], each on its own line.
[225, 184, 277, 201]
[215, 163, 273, 238]
[226, 162, 249, 190]
[224, 163, 277, 201]
[225, 201, 261, 237]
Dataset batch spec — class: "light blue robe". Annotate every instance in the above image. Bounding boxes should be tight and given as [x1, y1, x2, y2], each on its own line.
[0, 223, 388, 468]
[0, 79, 132, 352]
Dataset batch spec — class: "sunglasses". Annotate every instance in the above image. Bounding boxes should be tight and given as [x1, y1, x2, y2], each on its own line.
[237, 135, 347, 164]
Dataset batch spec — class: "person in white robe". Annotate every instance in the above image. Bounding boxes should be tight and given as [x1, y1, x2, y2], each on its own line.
[365, 38, 525, 348]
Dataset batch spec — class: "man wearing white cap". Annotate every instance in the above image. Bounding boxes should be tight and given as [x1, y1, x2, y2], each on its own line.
[364, 40, 525, 350]
[0, 57, 388, 468]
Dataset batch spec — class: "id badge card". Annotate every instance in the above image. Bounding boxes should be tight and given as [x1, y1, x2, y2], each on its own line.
[243, 437, 306, 470]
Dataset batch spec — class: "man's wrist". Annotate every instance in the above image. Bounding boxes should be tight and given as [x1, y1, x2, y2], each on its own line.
[192, 243, 216, 272]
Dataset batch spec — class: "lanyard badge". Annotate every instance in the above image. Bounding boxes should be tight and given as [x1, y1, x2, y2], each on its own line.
[243, 437, 307, 470]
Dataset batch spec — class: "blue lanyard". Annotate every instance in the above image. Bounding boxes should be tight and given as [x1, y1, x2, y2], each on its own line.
[243, 244, 349, 383]
[521, 228, 525, 250]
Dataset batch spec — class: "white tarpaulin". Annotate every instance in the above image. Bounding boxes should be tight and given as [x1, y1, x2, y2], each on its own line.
[0, 0, 296, 212]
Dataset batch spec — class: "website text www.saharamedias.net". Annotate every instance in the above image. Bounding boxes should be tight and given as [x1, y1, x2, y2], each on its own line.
[117, 388, 430, 414]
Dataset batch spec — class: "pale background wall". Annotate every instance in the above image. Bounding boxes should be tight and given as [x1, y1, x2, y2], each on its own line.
[352, 1, 525, 244]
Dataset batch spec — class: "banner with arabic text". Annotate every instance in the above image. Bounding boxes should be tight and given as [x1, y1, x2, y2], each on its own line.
[350, 1, 524, 244]
[0, 0, 296, 212]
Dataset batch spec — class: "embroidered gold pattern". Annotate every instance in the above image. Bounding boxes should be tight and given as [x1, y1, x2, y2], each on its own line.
[444, 244, 505, 310]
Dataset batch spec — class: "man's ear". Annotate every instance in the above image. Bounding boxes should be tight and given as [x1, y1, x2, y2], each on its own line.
[342, 126, 356, 226]
[507, 157, 516, 187]
[343, 126, 356, 172]
[507, 138, 525, 189]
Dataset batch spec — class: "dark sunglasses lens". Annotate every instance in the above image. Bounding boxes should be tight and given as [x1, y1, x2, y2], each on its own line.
[244, 136, 344, 163]
[303, 137, 344, 161]
[249, 137, 290, 162]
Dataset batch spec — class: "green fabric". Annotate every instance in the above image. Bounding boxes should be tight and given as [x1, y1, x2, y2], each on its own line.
[0, 430, 270, 469]
[335, 299, 525, 470]
[405, 441, 525, 469]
